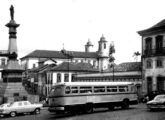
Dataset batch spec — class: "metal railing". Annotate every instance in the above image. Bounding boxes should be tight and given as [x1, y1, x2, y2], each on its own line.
[143, 48, 165, 57]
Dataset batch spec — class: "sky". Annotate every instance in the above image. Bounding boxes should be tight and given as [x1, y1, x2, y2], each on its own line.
[0, 0, 165, 64]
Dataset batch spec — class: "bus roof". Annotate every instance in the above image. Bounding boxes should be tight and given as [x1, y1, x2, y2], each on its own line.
[53, 82, 134, 86]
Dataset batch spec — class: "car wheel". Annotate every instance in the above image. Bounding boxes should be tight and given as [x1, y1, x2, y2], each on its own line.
[10, 111, 16, 117]
[34, 108, 40, 114]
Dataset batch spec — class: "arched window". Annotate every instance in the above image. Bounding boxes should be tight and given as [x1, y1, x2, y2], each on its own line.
[57, 73, 61, 83]
[146, 59, 153, 68]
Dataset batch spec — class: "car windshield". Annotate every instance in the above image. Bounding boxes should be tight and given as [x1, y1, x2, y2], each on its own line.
[0, 103, 11, 108]
[7, 102, 14, 107]
[154, 95, 165, 101]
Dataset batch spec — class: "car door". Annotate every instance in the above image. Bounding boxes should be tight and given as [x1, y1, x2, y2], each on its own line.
[23, 101, 32, 112]
[15, 102, 24, 113]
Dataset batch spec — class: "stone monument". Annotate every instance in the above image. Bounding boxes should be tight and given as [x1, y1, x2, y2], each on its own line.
[0, 5, 28, 103]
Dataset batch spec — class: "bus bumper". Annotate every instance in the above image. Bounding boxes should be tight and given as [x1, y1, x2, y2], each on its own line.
[48, 107, 65, 113]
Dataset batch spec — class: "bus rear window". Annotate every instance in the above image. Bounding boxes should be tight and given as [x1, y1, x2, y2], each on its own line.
[80, 86, 92, 93]
[94, 86, 105, 93]
[119, 86, 128, 92]
[107, 86, 117, 92]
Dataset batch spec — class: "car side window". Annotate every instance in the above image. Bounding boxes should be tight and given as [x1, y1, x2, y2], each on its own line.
[24, 101, 30, 105]
[18, 102, 22, 106]
[24, 102, 28, 105]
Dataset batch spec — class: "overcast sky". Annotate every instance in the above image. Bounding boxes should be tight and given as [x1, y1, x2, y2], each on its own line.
[0, 0, 165, 64]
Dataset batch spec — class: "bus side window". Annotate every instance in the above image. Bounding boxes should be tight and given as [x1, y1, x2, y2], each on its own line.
[80, 86, 92, 93]
[71, 87, 78, 94]
[119, 86, 128, 92]
[107, 86, 117, 92]
[94, 86, 105, 93]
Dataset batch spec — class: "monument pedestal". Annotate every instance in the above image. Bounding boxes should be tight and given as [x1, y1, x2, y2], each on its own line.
[0, 60, 29, 103]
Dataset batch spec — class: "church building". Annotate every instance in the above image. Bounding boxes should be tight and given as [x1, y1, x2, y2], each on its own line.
[20, 35, 110, 72]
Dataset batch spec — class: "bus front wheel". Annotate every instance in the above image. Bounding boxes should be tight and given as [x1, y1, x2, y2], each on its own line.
[85, 104, 93, 113]
[122, 99, 129, 109]
[108, 105, 114, 111]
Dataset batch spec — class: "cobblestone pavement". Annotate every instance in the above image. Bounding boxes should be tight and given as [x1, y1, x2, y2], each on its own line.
[1, 103, 165, 120]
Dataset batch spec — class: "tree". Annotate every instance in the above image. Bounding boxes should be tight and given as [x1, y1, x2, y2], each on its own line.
[133, 51, 141, 62]
[109, 41, 115, 81]
[109, 41, 115, 63]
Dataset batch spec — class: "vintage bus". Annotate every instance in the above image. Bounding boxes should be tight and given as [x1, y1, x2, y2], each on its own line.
[48, 82, 138, 114]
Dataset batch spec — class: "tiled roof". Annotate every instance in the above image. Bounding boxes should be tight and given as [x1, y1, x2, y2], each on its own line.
[20, 50, 99, 60]
[108, 62, 141, 72]
[50, 62, 99, 72]
[138, 19, 165, 36]
[28, 64, 56, 73]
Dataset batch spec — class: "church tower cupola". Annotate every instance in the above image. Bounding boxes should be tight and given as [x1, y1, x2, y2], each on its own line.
[98, 34, 108, 57]
[85, 39, 93, 52]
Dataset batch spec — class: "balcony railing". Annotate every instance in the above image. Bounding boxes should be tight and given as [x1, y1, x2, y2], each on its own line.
[143, 48, 165, 57]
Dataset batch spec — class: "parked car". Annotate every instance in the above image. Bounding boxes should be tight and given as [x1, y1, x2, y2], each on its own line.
[147, 94, 165, 111]
[0, 101, 43, 117]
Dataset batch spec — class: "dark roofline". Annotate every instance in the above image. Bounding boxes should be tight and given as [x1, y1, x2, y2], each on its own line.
[50, 62, 99, 72]
[138, 19, 165, 36]
[20, 49, 99, 60]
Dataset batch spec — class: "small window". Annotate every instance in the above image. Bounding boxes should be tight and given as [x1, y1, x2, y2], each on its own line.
[57, 73, 61, 83]
[146, 59, 152, 68]
[33, 64, 36, 68]
[156, 59, 163, 67]
[119, 86, 128, 92]
[64, 74, 69, 82]
[13, 93, 19, 97]
[104, 43, 106, 49]
[1, 58, 6, 66]
[71, 87, 78, 93]
[80, 86, 92, 93]
[94, 86, 105, 93]
[107, 86, 117, 92]
[71, 74, 75, 82]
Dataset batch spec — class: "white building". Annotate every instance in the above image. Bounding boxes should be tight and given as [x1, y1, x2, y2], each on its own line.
[138, 19, 165, 95]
